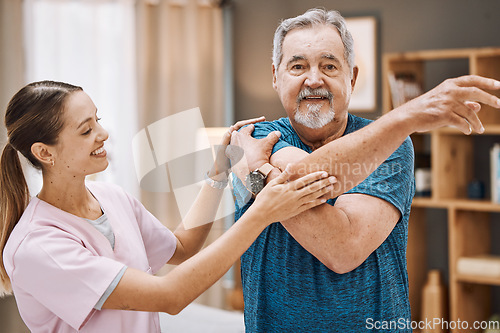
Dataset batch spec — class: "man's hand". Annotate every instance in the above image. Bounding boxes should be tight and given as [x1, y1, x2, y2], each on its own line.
[397, 75, 500, 134]
[227, 124, 281, 181]
[209, 117, 267, 179]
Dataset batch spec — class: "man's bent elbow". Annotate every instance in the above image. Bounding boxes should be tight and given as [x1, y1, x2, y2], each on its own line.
[164, 301, 188, 316]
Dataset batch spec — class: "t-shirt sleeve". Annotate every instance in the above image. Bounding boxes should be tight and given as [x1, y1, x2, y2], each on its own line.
[125, 192, 177, 273]
[343, 136, 415, 218]
[11, 227, 125, 330]
[250, 121, 294, 155]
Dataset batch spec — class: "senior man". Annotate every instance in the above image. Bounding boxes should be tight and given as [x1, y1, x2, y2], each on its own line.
[230, 8, 500, 333]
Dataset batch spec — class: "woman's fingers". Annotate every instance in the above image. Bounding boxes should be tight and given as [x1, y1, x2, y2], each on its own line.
[274, 171, 335, 203]
[220, 116, 266, 146]
[232, 116, 266, 131]
[295, 197, 330, 214]
[254, 169, 338, 223]
[289, 171, 330, 190]
[297, 176, 336, 198]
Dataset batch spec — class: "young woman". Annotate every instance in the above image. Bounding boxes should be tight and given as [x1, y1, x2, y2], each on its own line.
[0, 81, 335, 332]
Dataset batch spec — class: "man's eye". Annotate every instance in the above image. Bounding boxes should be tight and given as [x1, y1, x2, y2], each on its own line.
[292, 64, 304, 70]
[83, 128, 92, 135]
[325, 64, 336, 70]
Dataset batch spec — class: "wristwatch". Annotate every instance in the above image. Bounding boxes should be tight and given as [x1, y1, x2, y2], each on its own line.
[245, 163, 275, 195]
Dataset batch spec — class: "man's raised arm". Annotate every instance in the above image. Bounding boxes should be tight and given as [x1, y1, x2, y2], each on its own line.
[230, 75, 500, 273]
[286, 75, 499, 194]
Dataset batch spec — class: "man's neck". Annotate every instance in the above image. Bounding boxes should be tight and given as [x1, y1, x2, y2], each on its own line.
[291, 115, 349, 151]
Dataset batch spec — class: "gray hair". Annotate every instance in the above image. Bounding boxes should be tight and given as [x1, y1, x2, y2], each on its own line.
[272, 8, 355, 76]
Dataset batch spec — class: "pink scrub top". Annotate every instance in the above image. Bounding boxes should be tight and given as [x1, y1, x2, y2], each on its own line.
[3, 181, 177, 332]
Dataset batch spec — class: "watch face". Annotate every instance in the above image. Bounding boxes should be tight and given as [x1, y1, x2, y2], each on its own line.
[245, 171, 265, 194]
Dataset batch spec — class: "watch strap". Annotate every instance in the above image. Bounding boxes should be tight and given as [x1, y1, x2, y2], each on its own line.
[257, 163, 274, 177]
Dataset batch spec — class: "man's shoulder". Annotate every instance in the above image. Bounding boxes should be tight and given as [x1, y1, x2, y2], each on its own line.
[347, 113, 414, 153]
[345, 113, 373, 133]
[253, 117, 291, 131]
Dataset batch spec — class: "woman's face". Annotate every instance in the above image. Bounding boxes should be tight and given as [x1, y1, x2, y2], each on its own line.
[50, 90, 109, 177]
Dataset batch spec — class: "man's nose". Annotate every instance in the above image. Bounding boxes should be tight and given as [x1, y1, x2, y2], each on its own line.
[304, 68, 324, 89]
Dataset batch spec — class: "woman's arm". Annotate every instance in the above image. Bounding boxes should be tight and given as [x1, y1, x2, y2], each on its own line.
[103, 168, 335, 314]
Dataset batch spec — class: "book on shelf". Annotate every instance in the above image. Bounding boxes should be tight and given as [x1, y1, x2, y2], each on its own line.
[387, 71, 423, 108]
[491, 143, 500, 203]
[457, 255, 500, 278]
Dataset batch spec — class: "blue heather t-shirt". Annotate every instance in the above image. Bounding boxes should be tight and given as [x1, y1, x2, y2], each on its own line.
[233, 114, 415, 332]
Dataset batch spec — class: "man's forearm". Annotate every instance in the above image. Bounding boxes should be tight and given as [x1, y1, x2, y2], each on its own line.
[275, 109, 411, 197]
[285, 75, 500, 194]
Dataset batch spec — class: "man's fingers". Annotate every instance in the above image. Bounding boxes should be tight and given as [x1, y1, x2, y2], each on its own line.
[450, 76, 500, 109]
[454, 101, 484, 133]
[464, 101, 481, 113]
[458, 85, 500, 109]
[454, 75, 500, 90]
[448, 113, 475, 135]
[454, 75, 500, 89]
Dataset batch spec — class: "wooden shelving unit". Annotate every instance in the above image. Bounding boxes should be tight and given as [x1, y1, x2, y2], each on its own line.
[384, 47, 500, 332]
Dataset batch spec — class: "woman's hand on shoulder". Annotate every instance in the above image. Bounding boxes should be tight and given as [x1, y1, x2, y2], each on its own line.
[209, 116, 267, 179]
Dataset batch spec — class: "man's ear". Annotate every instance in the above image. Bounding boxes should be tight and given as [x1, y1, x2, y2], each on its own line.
[350, 66, 359, 92]
[31, 142, 55, 167]
[272, 64, 278, 91]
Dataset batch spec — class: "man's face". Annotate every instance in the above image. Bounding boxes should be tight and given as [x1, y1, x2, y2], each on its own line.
[273, 24, 357, 137]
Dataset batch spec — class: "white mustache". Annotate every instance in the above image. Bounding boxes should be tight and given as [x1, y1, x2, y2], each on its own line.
[297, 88, 334, 102]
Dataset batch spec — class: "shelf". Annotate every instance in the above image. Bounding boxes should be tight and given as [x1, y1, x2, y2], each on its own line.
[456, 273, 500, 286]
[412, 197, 500, 212]
[431, 125, 500, 136]
[385, 47, 500, 332]
[386, 47, 500, 62]
[411, 197, 450, 209]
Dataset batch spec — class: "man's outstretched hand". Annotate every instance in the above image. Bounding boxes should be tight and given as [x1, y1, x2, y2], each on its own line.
[396, 75, 500, 134]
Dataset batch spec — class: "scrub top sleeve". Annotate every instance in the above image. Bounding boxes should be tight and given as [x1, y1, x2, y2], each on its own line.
[126, 192, 177, 273]
[11, 228, 125, 331]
